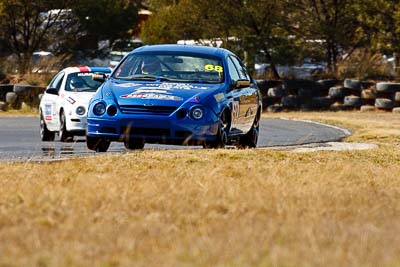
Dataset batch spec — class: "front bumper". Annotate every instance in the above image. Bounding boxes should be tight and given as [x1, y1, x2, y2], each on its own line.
[87, 114, 219, 145]
[66, 115, 87, 135]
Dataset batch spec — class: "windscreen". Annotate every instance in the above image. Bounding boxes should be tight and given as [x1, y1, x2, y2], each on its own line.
[65, 72, 105, 92]
[112, 52, 224, 84]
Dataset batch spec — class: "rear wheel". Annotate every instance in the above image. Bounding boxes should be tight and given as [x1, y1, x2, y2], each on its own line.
[40, 111, 55, 141]
[124, 138, 145, 150]
[237, 111, 260, 148]
[59, 111, 73, 142]
[86, 136, 110, 152]
[203, 110, 230, 149]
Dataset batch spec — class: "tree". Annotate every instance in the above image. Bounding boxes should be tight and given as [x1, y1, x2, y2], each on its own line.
[0, 0, 71, 73]
[72, 0, 141, 49]
[141, 0, 289, 79]
[287, 0, 366, 75]
[357, 0, 400, 76]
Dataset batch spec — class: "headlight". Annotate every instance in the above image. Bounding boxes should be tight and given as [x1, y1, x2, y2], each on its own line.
[107, 105, 117, 116]
[76, 106, 86, 116]
[93, 102, 106, 116]
[190, 107, 204, 120]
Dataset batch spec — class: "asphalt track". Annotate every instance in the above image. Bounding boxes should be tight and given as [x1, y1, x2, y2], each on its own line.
[0, 116, 350, 162]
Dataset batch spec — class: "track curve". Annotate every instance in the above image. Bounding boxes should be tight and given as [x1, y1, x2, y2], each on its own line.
[0, 116, 349, 162]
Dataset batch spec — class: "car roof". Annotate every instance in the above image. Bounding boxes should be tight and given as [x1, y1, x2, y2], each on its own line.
[131, 44, 232, 58]
[62, 66, 112, 74]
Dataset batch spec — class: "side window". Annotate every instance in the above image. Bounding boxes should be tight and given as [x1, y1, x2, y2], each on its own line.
[230, 56, 250, 80]
[54, 74, 64, 91]
[227, 57, 241, 82]
[49, 72, 64, 92]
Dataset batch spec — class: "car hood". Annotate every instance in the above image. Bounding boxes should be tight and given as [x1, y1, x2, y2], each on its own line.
[104, 80, 223, 107]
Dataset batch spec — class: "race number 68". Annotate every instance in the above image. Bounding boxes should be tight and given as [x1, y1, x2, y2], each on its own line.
[205, 64, 223, 73]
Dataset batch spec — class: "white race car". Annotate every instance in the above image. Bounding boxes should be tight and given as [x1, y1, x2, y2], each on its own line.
[39, 66, 112, 142]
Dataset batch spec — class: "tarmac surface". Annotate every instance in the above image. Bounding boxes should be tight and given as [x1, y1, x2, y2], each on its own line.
[0, 116, 350, 162]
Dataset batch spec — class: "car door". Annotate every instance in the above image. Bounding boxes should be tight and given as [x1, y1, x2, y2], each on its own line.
[227, 55, 258, 133]
[225, 55, 245, 134]
[42, 71, 65, 130]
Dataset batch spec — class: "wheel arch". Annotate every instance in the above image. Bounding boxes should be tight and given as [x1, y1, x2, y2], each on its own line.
[220, 105, 232, 132]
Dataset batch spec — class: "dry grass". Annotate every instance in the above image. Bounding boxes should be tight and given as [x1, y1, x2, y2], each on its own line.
[0, 111, 400, 267]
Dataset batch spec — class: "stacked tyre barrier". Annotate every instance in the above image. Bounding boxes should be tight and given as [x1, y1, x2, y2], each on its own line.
[0, 84, 44, 111]
[257, 79, 400, 113]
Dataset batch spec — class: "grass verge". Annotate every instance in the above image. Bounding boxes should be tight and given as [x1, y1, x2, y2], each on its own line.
[0, 111, 399, 267]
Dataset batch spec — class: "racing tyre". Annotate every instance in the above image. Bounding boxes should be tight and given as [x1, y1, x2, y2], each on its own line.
[376, 82, 400, 93]
[86, 136, 110, 152]
[316, 79, 341, 91]
[237, 110, 260, 148]
[5, 92, 18, 104]
[124, 138, 145, 150]
[0, 84, 13, 101]
[375, 98, 394, 110]
[203, 110, 230, 149]
[0, 101, 7, 111]
[344, 79, 361, 90]
[329, 86, 350, 98]
[343, 95, 363, 108]
[394, 92, 400, 102]
[267, 87, 288, 98]
[281, 95, 299, 109]
[59, 111, 73, 142]
[40, 112, 55, 141]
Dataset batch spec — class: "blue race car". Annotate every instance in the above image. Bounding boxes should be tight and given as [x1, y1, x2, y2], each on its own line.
[86, 44, 262, 152]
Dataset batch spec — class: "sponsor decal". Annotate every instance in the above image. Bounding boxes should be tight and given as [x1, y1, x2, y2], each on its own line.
[77, 72, 94, 77]
[157, 83, 208, 90]
[115, 83, 141, 88]
[44, 104, 52, 120]
[134, 89, 169, 94]
[44, 104, 52, 115]
[120, 93, 183, 101]
[189, 96, 201, 103]
[67, 96, 76, 104]
[213, 93, 225, 102]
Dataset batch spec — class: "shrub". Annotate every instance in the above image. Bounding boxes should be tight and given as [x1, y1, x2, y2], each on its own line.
[337, 49, 392, 80]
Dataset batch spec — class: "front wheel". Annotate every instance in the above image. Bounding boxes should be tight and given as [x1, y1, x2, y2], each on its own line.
[40, 112, 55, 141]
[59, 111, 73, 142]
[203, 110, 230, 149]
[86, 136, 110, 152]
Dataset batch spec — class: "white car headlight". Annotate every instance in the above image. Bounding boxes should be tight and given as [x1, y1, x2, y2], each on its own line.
[76, 106, 86, 115]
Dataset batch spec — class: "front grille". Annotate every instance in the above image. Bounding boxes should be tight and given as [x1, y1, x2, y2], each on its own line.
[119, 105, 178, 115]
[101, 127, 117, 134]
[175, 130, 192, 138]
[121, 126, 170, 137]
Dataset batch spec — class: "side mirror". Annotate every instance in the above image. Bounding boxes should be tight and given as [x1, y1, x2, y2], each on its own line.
[92, 73, 106, 83]
[45, 87, 58, 95]
[236, 79, 250, 88]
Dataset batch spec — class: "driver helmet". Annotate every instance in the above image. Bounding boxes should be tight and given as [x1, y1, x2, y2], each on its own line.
[70, 76, 84, 90]
[141, 57, 161, 75]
